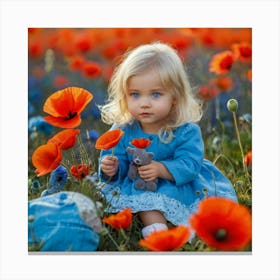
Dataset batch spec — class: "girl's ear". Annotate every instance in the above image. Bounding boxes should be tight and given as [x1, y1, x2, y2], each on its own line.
[172, 98, 177, 108]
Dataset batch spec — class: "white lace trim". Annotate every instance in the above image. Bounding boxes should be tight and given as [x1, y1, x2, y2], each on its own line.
[98, 183, 201, 226]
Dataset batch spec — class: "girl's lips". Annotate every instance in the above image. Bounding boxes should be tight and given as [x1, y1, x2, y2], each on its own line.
[139, 113, 152, 117]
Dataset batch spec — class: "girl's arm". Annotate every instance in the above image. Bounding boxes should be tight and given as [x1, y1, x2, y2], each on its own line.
[159, 123, 204, 186]
[98, 126, 129, 184]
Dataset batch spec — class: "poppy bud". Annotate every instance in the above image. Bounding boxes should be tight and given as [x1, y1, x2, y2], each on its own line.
[227, 98, 238, 112]
[31, 180, 41, 193]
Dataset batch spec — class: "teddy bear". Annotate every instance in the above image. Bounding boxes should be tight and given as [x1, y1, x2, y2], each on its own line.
[126, 138, 158, 192]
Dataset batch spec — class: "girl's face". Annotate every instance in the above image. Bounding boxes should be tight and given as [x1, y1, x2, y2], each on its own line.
[126, 69, 176, 134]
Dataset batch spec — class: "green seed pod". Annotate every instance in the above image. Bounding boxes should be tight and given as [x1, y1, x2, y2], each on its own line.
[227, 98, 238, 112]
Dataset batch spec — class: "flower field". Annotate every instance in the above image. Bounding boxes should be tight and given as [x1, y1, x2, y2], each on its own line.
[28, 28, 252, 252]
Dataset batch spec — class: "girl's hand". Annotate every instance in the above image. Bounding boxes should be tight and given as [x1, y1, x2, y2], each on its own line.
[101, 156, 119, 177]
[138, 161, 174, 182]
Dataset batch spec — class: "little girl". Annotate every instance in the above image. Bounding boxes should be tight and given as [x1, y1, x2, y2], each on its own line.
[97, 42, 237, 238]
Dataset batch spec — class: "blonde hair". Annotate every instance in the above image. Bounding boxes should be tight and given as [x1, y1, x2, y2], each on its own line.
[99, 42, 203, 143]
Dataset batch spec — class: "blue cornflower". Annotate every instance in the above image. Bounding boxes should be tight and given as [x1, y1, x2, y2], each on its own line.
[28, 102, 35, 116]
[41, 165, 68, 197]
[28, 115, 53, 135]
[84, 129, 100, 142]
[240, 113, 252, 125]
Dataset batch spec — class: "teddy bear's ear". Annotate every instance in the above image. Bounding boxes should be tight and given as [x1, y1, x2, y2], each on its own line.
[147, 152, 154, 160]
[126, 147, 134, 154]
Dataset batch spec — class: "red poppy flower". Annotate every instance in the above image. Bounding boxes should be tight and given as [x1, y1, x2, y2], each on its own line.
[69, 55, 85, 71]
[29, 40, 43, 58]
[232, 42, 252, 63]
[198, 84, 218, 100]
[169, 32, 193, 52]
[32, 142, 63, 177]
[102, 39, 127, 60]
[75, 33, 92, 53]
[95, 129, 124, 150]
[190, 197, 252, 251]
[43, 87, 93, 128]
[244, 151, 252, 166]
[139, 226, 191, 251]
[82, 61, 102, 79]
[131, 138, 151, 149]
[247, 69, 252, 82]
[28, 28, 41, 34]
[70, 164, 90, 180]
[209, 51, 235, 75]
[212, 76, 233, 92]
[53, 75, 69, 88]
[48, 129, 80, 150]
[102, 208, 132, 230]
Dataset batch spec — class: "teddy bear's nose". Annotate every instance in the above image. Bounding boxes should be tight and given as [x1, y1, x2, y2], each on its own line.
[134, 158, 141, 165]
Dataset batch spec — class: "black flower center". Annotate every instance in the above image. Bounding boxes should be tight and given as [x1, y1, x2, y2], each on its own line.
[66, 111, 77, 120]
[56, 176, 63, 182]
[215, 229, 227, 241]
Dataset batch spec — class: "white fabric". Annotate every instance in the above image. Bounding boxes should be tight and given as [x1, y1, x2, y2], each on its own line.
[142, 223, 168, 238]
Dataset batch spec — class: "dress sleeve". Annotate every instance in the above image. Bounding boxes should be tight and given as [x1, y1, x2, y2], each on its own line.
[98, 124, 130, 185]
[160, 123, 204, 186]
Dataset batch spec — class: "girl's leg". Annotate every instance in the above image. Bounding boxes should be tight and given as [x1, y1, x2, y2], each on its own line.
[139, 210, 168, 238]
[139, 210, 167, 226]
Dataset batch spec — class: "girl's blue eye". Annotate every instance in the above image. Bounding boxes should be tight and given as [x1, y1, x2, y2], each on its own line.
[152, 92, 161, 98]
[131, 92, 139, 98]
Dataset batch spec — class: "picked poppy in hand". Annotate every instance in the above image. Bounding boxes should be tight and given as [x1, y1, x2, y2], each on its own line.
[102, 208, 132, 230]
[95, 129, 124, 150]
[189, 197, 252, 251]
[43, 87, 93, 128]
[139, 226, 191, 251]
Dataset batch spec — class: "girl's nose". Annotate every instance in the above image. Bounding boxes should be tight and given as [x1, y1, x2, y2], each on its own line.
[140, 97, 151, 108]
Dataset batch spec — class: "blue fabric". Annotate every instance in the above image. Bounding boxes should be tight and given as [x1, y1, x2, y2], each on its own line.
[28, 192, 100, 251]
[97, 120, 237, 226]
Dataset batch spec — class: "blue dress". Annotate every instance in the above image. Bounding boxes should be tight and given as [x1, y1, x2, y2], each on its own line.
[97, 120, 237, 226]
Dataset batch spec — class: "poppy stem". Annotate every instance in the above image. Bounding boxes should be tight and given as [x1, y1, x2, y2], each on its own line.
[111, 148, 115, 158]
[78, 135, 91, 166]
[232, 111, 250, 181]
[119, 228, 128, 241]
[106, 230, 121, 251]
[70, 149, 78, 166]
[61, 160, 70, 170]
[213, 153, 236, 178]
